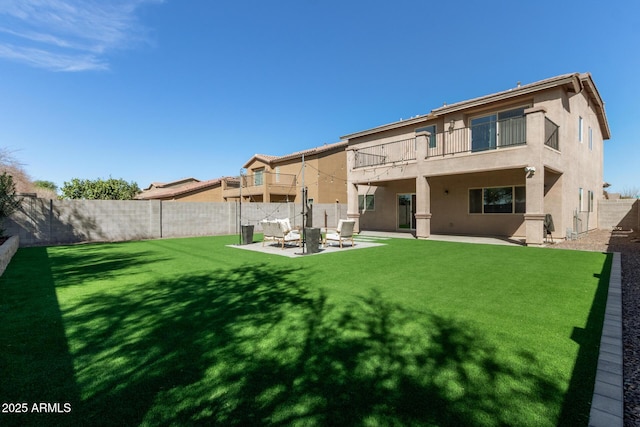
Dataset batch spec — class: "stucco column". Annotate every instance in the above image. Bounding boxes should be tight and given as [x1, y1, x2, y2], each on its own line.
[524, 106, 546, 246]
[414, 131, 431, 238]
[415, 175, 431, 239]
[524, 169, 545, 245]
[415, 130, 429, 161]
[346, 181, 360, 233]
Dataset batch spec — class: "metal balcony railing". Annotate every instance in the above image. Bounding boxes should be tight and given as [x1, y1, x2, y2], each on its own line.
[350, 114, 564, 169]
[426, 115, 527, 157]
[545, 118, 560, 151]
[241, 171, 297, 189]
[354, 138, 416, 168]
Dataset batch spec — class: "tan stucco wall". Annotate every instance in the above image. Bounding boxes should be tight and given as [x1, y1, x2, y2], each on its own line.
[242, 149, 347, 204]
[348, 80, 606, 240]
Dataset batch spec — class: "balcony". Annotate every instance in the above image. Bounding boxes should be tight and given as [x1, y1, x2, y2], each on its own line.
[223, 172, 297, 199]
[351, 114, 563, 171]
[353, 138, 416, 168]
[544, 118, 559, 151]
[427, 115, 527, 158]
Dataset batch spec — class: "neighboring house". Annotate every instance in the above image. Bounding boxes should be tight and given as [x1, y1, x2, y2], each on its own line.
[224, 141, 348, 204]
[342, 73, 610, 246]
[136, 177, 235, 202]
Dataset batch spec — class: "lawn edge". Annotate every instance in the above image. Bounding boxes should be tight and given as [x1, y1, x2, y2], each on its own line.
[589, 252, 623, 427]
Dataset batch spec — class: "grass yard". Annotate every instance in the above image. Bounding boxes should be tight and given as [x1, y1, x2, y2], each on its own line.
[0, 235, 611, 426]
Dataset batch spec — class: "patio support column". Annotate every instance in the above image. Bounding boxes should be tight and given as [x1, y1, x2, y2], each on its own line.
[415, 175, 431, 239]
[524, 106, 546, 246]
[525, 168, 545, 245]
[347, 181, 361, 233]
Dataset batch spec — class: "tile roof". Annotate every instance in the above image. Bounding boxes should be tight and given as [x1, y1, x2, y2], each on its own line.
[143, 177, 200, 191]
[136, 177, 229, 200]
[243, 141, 347, 168]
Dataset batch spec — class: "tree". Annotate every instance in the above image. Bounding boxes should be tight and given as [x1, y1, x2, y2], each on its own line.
[0, 172, 21, 237]
[621, 186, 640, 199]
[61, 177, 141, 200]
[33, 180, 58, 192]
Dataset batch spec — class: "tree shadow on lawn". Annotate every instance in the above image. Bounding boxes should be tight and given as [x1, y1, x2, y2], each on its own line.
[47, 262, 576, 426]
[46, 243, 172, 289]
[0, 247, 82, 427]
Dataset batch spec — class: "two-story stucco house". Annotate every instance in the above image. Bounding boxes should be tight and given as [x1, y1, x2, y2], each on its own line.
[224, 141, 348, 204]
[343, 73, 610, 246]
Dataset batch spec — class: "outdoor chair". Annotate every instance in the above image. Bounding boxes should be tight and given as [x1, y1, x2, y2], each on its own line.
[272, 219, 301, 249]
[543, 214, 555, 243]
[261, 220, 278, 246]
[323, 219, 356, 248]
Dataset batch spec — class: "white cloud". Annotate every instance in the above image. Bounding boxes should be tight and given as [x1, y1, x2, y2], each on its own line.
[0, 0, 163, 72]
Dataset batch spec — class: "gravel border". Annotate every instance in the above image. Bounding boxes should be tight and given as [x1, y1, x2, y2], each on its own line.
[553, 229, 640, 426]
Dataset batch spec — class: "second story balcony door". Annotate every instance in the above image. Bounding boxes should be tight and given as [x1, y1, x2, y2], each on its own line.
[471, 108, 526, 152]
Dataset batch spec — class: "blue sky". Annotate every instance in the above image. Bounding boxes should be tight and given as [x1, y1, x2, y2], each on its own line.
[0, 0, 638, 193]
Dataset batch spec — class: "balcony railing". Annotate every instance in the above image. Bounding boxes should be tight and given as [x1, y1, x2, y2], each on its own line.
[350, 114, 564, 169]
[240, 171, 297, 188]
[426, 115, 527, 157]
[354, 138, 416, 168]
[544, 117, 559, 151]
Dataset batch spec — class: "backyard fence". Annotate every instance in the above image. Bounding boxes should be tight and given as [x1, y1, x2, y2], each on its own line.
[6, 197, 348, 247]
[598, 199, 639, 231]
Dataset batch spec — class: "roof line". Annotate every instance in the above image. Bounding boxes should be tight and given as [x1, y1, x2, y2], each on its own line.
[341, 73, 594, 140]
[243, 141, 347, 168]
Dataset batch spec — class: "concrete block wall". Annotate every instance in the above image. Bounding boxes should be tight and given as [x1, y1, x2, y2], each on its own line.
[0, 236, 19, 277]
[598, 200, 639, 230]
[7, 198, 346, 247]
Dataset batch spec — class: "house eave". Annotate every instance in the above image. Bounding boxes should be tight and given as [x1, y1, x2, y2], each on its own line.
[341, 115, 433, 141]
[342, 73, 598, 142]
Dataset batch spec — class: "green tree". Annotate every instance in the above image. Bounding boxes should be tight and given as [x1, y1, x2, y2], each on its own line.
[0, 172, 21, 237]
[33, 180, 58, 192]
[61, 177, 141, 200]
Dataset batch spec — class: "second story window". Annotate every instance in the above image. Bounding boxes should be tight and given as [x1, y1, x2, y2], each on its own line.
[254, 168, 264, 186]
[416, 125, 437, 148]
[578, 116, 583, 143]
[471, 108, 526, 152]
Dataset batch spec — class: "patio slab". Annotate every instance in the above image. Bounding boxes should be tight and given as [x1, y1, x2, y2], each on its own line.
[228, 238, 385, 258]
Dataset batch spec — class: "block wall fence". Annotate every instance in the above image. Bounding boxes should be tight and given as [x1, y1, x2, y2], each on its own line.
[5, 197, 635, 247]
[6, 198, 348, 247]
[598, 199, 639, 231]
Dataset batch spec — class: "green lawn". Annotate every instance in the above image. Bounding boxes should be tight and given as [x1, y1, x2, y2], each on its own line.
[0, 235, 611, 426]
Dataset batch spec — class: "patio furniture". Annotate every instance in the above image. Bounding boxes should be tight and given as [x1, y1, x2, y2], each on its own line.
[261, 220, 278, 246]
[544, 214, 555, 243]
[273, 219, 301, 249]
[262, 219, 301, 249]
[324, 219, 356, 248]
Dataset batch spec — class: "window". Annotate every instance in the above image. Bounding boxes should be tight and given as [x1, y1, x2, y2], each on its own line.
[579, 187, 584, 211]
[588, 190, 594, 212]
[469, 186, 526, 214]
[254, 168, 264, 186]
[275, 166, 280, 183]
[416, 125, 437, 148]
[588, 127, 593, 151]
[578, 116, 583, 143]
[514, 186, 526, 213]
[471, 108, 526, 152]
[358, 194, 375, 211]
